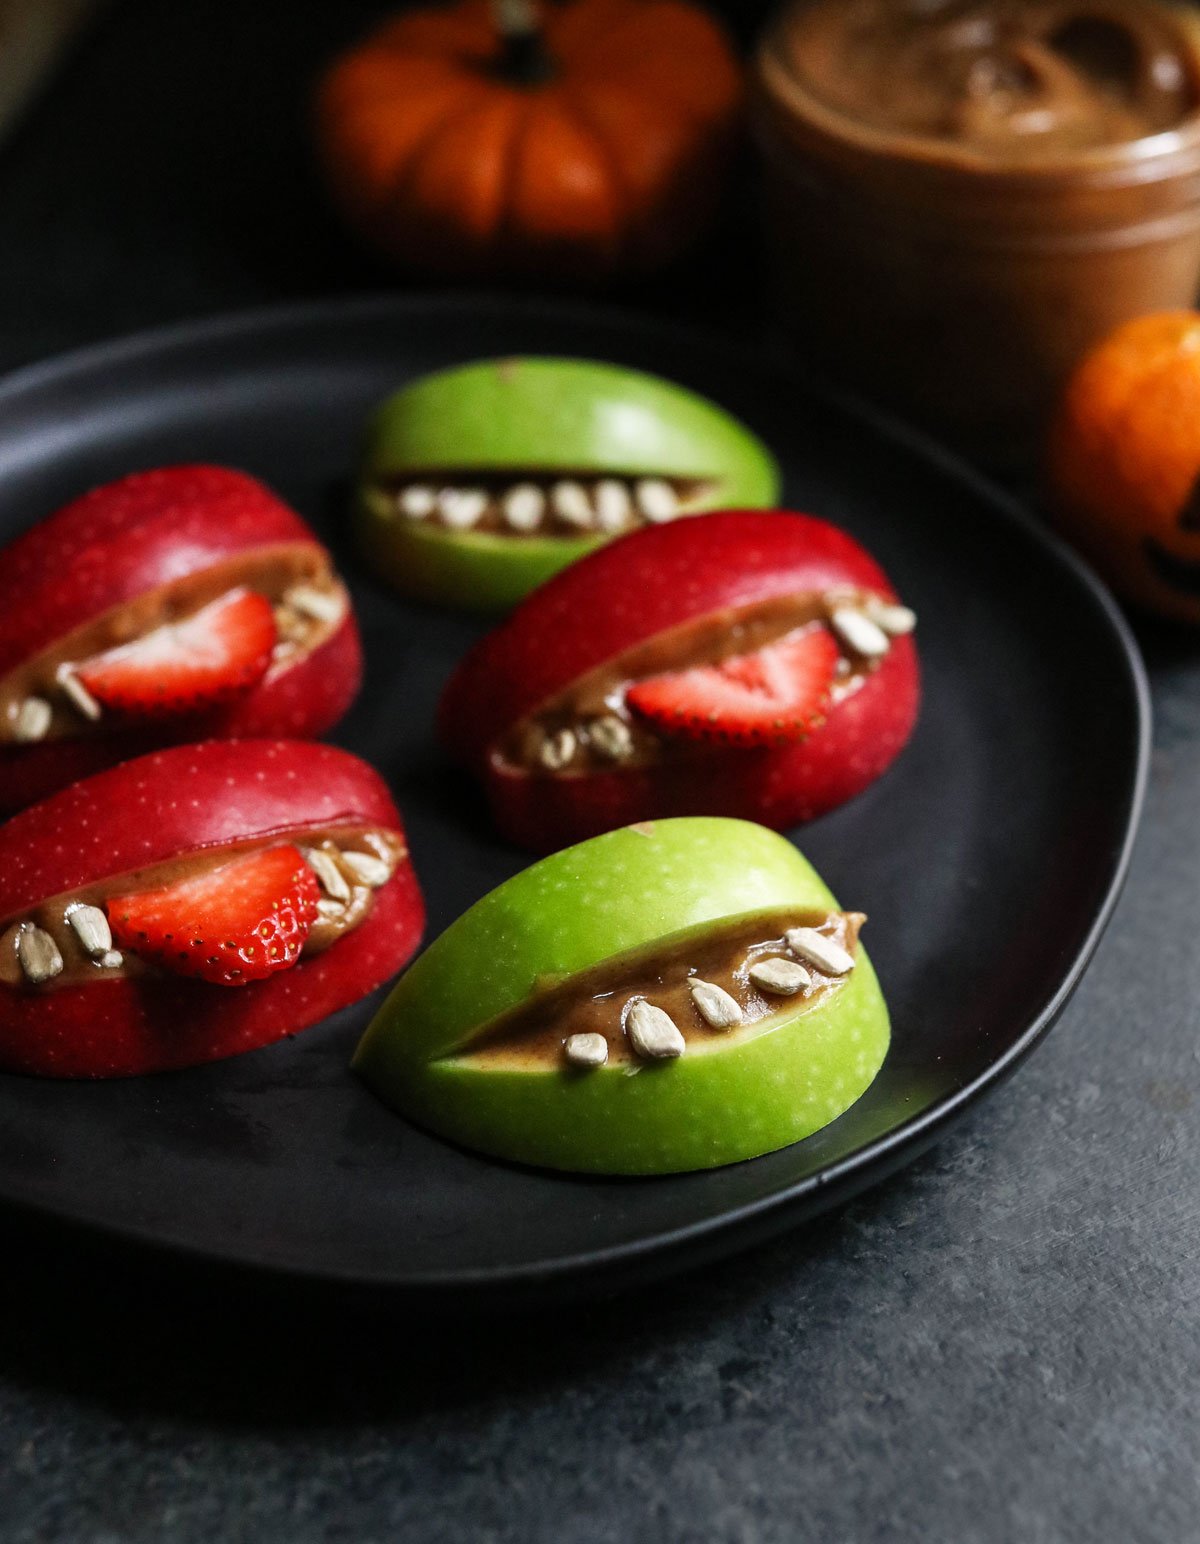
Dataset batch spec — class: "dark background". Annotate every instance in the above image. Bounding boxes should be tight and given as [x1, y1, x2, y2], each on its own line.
[1, 4, 1199, 1542]
[0, 0, 778, 373]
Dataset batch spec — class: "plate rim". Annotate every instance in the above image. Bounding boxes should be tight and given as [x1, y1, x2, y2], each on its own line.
[0, 293, 1152, 1298]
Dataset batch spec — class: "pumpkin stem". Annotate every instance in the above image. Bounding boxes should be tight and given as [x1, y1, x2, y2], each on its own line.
[490, 0, 555, 86]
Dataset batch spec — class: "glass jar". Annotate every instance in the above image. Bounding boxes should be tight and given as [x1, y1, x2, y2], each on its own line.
[752, 1, 1200, 465]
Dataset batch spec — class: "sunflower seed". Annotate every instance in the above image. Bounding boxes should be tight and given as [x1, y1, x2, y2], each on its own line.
[689, 978, 743, 1029]
[501, 483, 545, 532]
[97, 950, 123, 970]
[438, 489, 488, 529]
[13, 697, 51, 743]
[316, 897, 347, 921]
[359, 831, 398, 865]
[749, 957, 811, 995]
[285, 585, 344, 625]
[626, 999, 685, 1059]
[634, 478, 679, 522]
[17, 925, 63, 984]
[398, 485, 437, 520]
[785, 926, 855, 976]
[594, 479, 632, 531]
[864, 598, 917, 636]
[587, 714, 633, 761]
[565, 1032, 608, 1069]
[551, 481, 594, 529]
[65, 903, 112, 958]
[341, 850, 391, 888]
[304, 847, 351, 902]
[57, 668, 101, 722]
[830, 607, 891, 659]
[539, 727, 576, 771]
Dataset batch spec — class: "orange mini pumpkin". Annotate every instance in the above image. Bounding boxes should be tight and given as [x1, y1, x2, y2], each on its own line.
[1049, 311, 1200, 626]
[315, 0, 744, 284]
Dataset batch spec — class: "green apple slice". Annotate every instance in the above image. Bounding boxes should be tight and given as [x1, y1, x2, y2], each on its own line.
[356, 358, 780, 611]
[353, 818, 889, 1174]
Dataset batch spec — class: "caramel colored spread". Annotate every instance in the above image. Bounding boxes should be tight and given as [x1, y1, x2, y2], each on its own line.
[462, 908, 863, 1070]
[496, 591, 879, 776]
[0, 544, 348, 745]
[783, 1, 1198, 159]
[0, 826, 404, 991]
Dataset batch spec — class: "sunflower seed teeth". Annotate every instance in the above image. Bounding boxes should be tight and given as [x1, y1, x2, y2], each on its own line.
[564, 1032, 608, 1069]
[864, 599, 917, 637]
[57, 668, 102, 722]
[785, 927, 856, 976]
[316, 897, 347, 921]
[634, 478, 679, 522]
[65, 903, 112, 958]
[98, 949, 123, 969]
[341, 850, 391, 888]
[551, 481, 594, 529]
[831, 607, 891, 659]
[594, 479, 632, 532]
[689, 978, 743, 1029]
[539, 727, 577, 771]
[285, 585, 344, 625]
[626, 1000, 685, 1060]
[304, 848, 351, 902]
[748, 957, 811, 996]
[438, 489, 488, 529]
[359, 831, 397, 864]
[13, 697, 51, 743]
[17, 925, 63, 984]
[501, 483, 546, 532]
[587, 714, 633, 761]
[398, 485, 437, 520]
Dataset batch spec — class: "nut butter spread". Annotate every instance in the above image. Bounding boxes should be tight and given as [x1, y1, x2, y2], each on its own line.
[783, 0, 1198, 159]
[460, 907, 864, 1071]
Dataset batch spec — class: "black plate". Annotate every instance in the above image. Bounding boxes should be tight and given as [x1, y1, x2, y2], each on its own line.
[0, 297, 1148, 1306]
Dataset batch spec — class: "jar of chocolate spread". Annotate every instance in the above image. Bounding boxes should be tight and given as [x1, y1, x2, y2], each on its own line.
[753, 0, 1200, 464]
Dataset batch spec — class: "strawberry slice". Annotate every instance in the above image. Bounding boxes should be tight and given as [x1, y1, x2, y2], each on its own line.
[76, 588, 277, 717]
[625, 626, 841, 747]
[107, 844, 321, 986]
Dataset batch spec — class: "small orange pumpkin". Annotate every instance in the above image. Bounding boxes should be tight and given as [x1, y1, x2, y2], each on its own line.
[1048, 312, 1200, 626]
[315, 0, 744, 284]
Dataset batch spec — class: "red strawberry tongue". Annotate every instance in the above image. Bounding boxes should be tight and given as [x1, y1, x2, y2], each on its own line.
[76, 588, 277, 718]
[107, 844, 321, 986]
[625, 625, 841, 748]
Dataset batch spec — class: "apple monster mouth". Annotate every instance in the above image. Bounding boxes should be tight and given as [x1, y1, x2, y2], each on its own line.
[1144, 538, 1200, 597]
[377, 471, 718, 539]
[451, 907, 864, 1071]
[498, 589, 917, 776]
[0, 827, 404, 991]
[0, 549, 348, 748]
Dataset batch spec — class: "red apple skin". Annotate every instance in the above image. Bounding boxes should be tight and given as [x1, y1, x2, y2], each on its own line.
[0, 466, 363, 813]
[0, 741, 425, 1079]
[438, 511, 920, 851]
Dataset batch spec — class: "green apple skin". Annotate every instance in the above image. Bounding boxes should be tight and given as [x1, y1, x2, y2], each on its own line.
[353, 818, 889, 1175]
[356, 358, 781, 612]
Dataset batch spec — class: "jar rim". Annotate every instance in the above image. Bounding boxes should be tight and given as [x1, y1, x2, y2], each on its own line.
[755, 1, 1200, 190]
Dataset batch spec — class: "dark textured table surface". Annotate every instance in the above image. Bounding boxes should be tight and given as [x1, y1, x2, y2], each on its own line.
[1, 4, 1198, 1541]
